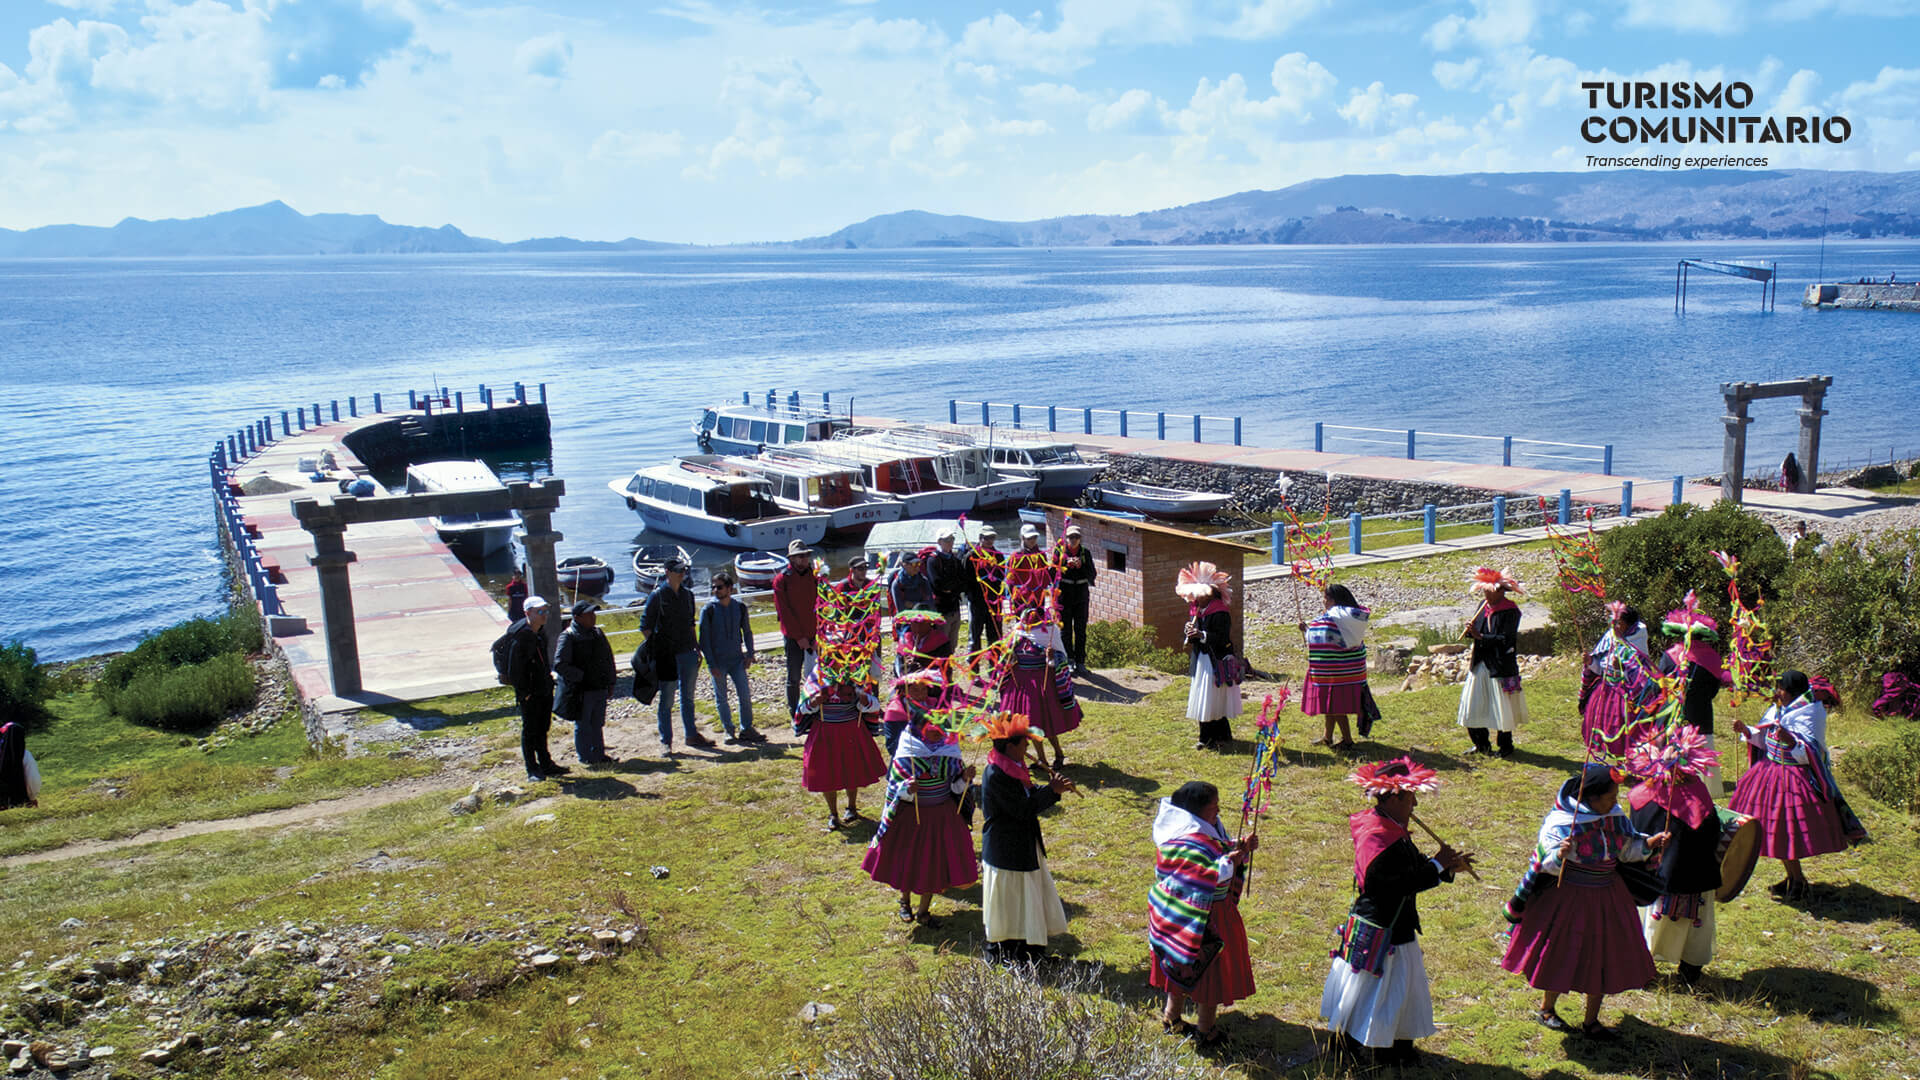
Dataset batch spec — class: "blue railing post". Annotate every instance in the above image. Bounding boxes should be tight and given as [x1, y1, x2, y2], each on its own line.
[1621, 481, 1634, 518]
[1233, 417, 1242, 446]
[408, 389, 418, 410]
[949, 400, 958, 424]
[1271, 521, 1286, 566]
[296, 408, 306, 432]
[455, 391, 464, 413]
[1558, 489, 1572, 525]
[482, 388, 492, 409]
[349, 397, 357, 418]
[822, 391, 831, 410]
[515, 382, 525, 402]
[1314, 421, 1324, 453]
[330, 400, 339, 422]
[1012, 403, 1022, 427]
[1156, 411, 1166, 440]
[743, 391, 752, 406]
[981, 401, 991, 425]
[1119, 410, 1129, 437]
[1192, 415, 1202, 442]
[424, 397, 433, 417]
[1083, 408, 1093, 435]
[1603, 445, 1614, 476]
[374, 392, 382, 413]
[1406, 429, 1416, 460]
[1672, 475, 1684, 506]
[1422, 504, 1437, 544]
[538, 382, 547, 405]
[1493, 496, 1507, 534]
[1349, 512, 1364, 555]
[1047, 405, 1057, 432]
[1503, 435, 1513, 467]
[788, 391, 800, 412]
[479, 383, 487, 405]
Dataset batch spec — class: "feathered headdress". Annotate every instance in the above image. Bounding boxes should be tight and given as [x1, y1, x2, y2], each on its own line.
[1662, 589, 1719, 641]
[1624, 724, 1719, 786]
[1468, 566, 1523, 597]
[894, 668, 944, 691]
[972, 710, 1041, 742]
[1348, 757, 1440, 797]
[1604, 599, 1628, 621]
[1176, 560, 1232, 602]
[892, 607, 946, 625]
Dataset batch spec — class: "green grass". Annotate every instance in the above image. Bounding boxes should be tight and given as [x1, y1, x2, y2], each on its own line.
[3, 664, 1916, 1078]
[0, 688, 435, 858]
[1864, 476, 1920, 496]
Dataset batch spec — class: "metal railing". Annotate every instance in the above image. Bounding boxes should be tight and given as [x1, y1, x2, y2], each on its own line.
[1315, 423, 1613, 475]
[948, 399, 1243, 446]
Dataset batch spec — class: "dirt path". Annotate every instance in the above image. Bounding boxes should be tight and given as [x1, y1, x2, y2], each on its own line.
[2, 773, 469, 869]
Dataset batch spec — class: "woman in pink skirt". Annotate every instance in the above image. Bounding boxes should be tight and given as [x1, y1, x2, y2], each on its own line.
[861, 711, 979, 926]
[1729, 670, 1868, 900]
[1148, 780, 1258, 1046]
[1300, 584, 1370, 751]
[797, 673, 888, 832]
[1580, 603, 1655, 757]
[998, 603, 1082, 768]
[1501, 764, 1668, 1038]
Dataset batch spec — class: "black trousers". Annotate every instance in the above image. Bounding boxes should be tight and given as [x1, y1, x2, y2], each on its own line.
[783, 638, 808, 716]
[519, 695, 555, 773]
[1467, 727, 1514, 753]
[1058, 588, 1090, 664]
[968, 590, 1002, 652]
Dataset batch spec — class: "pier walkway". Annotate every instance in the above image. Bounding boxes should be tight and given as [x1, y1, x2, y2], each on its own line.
[230, 414, 509, 711]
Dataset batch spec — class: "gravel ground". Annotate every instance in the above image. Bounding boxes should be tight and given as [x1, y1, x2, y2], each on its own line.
[1756, 495, 1920, 548]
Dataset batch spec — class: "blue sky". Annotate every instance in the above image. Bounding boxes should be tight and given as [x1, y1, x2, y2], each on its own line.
[2, 0, 1916, 243]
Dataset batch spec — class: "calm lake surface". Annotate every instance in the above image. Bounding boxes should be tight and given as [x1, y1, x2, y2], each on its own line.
[4, 241, 1917, 661]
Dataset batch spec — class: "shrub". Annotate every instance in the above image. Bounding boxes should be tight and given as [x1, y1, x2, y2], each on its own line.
[0, 640, 49, 731]
[813, 959, 1226, 1080]
[1773, 529, 1920, 706]
[1540, 502, 1789, 655]
[101, 652, 257, 731]
[98, 608, 264, 723]
[1839, 726, 1920, 813]
[1084, 620, 1187, 675]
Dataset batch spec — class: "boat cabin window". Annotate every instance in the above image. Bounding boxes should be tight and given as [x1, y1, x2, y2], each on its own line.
[717, 417, 735, 439]
[750, 420, 768, 443]
[912, 460, 941, 488]
[780, 476, 801, 503]
[816, 475, 852, 507]
[701, 410, 716, 432]
[626, 475, 644, 495]
[786, 424, 806, 443]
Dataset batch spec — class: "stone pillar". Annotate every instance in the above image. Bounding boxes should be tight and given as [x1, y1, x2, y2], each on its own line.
[1720, 384, 1752, 505]
[308, 519, 362, 695]
[517, 501, 565, 656]
[1796, 391, 1828, 494]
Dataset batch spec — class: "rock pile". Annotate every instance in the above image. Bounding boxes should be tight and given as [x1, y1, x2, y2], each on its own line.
[1397, 649, 1557, 691]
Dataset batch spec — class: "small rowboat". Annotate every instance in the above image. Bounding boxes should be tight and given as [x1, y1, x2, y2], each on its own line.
[555, 555, 616, 595]
[632, 544, 693, 591]
[733, 550, 789, 589]
[1088, 480, 1230, 521]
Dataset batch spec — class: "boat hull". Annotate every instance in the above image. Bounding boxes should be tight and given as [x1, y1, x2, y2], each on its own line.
[970, 477, 1039, 510]
[894, 488, 976, 517]
[734, 552, 788, 589]
[608, 480, 830, 551]
[434, 522, 515, 557]
[556, 566, 616, 594]
[824, 499, 905, 537]
[1003, 464, 1105, 500]
[1097, 494, 1229, 521]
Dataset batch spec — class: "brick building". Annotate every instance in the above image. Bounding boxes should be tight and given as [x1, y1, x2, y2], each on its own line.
[1039, 505, 1262, 652]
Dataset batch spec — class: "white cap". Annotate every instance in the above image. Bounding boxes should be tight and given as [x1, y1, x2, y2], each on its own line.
[1020, 524, 1039, 538]
[524, 595, 549, 612]
[935, 527, 956, 541]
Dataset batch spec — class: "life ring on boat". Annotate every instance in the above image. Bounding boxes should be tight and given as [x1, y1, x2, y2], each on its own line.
[696, 432, 713, 452]
[724, 522, 740, 539]
[625, 498, 637, 511]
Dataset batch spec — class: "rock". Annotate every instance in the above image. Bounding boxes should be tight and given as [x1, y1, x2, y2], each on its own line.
[797, 1001, 837, 1023]
[530, 953, 561, 968]
[593, 930, 619, 949]
[648, 866, 670, 879]
[0, 1043, 21, 1057]
[566, 995, 583, 1007]
[59, 918, 83, 931]
[449, 794, 482, 816]
[6, 1053, 26, 1076]
[28, 1044, 53, 1068]
[523, 813, 556, 825]
[576, 950, 598, 964]
[1370, 646, 1411, 676]
[491, 787, 525, 806]
[140, 1048, 172, 1065]
[70, 983, 103, 1003]
[89, 1047, 115, 1061]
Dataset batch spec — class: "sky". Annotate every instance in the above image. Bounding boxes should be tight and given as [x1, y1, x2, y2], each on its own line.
[1, 0, 1917, 243]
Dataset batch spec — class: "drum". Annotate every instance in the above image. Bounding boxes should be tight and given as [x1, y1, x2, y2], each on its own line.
[1714, 807, 1761, 903]
[1618, 859, 1665, 906]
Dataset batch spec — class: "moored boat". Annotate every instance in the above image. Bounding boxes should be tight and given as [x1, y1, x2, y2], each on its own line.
[405, 459, 519, 557]
[607, 460, 830, 551]
[920, 424, 1106, 500]
[632, 543, 693, 591]
[684, 452, 903, 538]
[555, 555, 616, 595]
[1089, 480, 1231, 521]
[782, 440, 976, 517]
[733, 550, 788, 589]
[692, 397, 851, 456]
[862, 430, 1037, 510]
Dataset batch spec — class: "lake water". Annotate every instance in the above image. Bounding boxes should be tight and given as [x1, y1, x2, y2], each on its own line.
[5, 241, 1917, 662]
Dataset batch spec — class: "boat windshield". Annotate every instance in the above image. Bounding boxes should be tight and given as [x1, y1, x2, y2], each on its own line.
[815, 474, 854, 507]
[710, 482, 784, 521]
[1027, 445, 1078, 464]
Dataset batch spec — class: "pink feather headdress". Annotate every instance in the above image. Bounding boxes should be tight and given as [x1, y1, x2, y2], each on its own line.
[1624, 724, 1719, 786]
[1604, 599, 1628, 621]
[1348, 756, 1440, 797]
[1662, 589, 1720, 639]
[1468, 566, 1523, 598]
[1175, 560, 1232, 603]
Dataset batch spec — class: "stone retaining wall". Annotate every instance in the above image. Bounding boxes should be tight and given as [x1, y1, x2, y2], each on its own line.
[1101, 454, 1559, 526]
[341, 403, 551, 472]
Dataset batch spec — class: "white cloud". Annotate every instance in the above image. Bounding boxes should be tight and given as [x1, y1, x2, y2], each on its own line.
[1432, 57, 1480, 90]
[515, 33, 571, 80]
[1424, 0, 1538, 51]
[986, 117, 1050, 135]
[1268, 52, 1336, 114]
[1087, 88, 1164, 133]
[590, 129, 683, 161]
[1019, 81, 1092, 109]
[841, 16, 944, 55]
[1338, 81, 1418, 131]
[1620, 0, 1743, 33]
[45, 0, 124, 15]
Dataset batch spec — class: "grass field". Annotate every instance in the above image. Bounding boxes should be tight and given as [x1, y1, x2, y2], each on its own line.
[3, 657, 1916, 1078]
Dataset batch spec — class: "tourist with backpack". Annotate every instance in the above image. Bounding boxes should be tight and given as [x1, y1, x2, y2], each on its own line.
[503, 596, 566, 782]
[554, 601, 618, 766]
[644, 558, 710, 753]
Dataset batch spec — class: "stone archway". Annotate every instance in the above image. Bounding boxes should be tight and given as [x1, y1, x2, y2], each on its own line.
[1720, 377, 1832, 504]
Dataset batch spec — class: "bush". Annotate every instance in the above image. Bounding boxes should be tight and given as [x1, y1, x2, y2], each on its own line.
[1773, 529, 1920, 706]
[1541, 502, 1789, 655]
[101, 652, 257, 731]
[1839, 726, 1920, 813]
[0, 640, 49, 731]
[1084, 620, 1188, 675]
[99, 611, 263, 703]
[813, 959, 1226, 1080]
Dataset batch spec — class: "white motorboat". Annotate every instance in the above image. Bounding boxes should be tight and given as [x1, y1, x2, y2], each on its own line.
[683, 452, 903, 538]
[860, 430, 1037, 510]
[607, 460, 829, 551]
[692, 397, 851, 455]
[404, 459, 518, 556]
[1089, 480, 1231, 521]
[920, 425, 1106, 500]
[781, 440, 976, 517]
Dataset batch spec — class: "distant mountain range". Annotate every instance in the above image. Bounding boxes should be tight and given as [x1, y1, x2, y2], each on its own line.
[6, 170, 1920, 256]
[796, 169, 1920, 247]
[0, 200, 681, 257]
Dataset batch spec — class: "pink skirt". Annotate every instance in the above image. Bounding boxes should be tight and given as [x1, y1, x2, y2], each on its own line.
[1001, 666, 1081, 736]
[1580, 683, 1633, 756]
[861, 797, 979, 894]
[1303, 678, 1365, 717]
[1500, 872, 1655, 995]
[1728, 759, 1850, 860]
[1149, 895, 1256, 1007]
[801, 720, 887, 793]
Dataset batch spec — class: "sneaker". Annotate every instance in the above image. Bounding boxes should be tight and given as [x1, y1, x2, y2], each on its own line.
[739, 727, 763, 743]
[723, 734, 739, 746]
[686, 734, 716, 749]
[541, 763, 571, 777]
[526, 772, 546, 784]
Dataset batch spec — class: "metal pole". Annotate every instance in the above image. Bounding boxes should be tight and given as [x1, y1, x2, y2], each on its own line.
[981, 401, 990, 425]
[1672, 475, 1684, 506]
[1314, 422, 1324, 453]
[1503, 435, 1512, 467]
[1406, 429, 1416, 460]
[1233, 417, 1242, 446]
[1603, 445, 1613, 476]
[1423, 504, 1437, 545]
[296, 407, 306, 432]
[1192, 414, 1202, 442]
[409, 389, 418, 410]
[1119, 410, 1129, 438]
[1157, 411, 1166, 440]
[1493, 496, 1506, 535]
[949, 400, 958, 424]
[1083, 408, 1093, 435]
[1621, 480, 1634, 518]
[456, 390, 464, 413]
[330, 400, 339, 422]
[349, 397, 357, 418]
[1558, 489, 1571, 525]
[1349, 512, 1363, 555]
[374, 392, 382, 413]
[1048, 405, 1057, 432]
[1271, 521, 1285, 566]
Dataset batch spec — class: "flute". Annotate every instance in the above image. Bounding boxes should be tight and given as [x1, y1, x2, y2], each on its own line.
[1409, 812, 1481, 881]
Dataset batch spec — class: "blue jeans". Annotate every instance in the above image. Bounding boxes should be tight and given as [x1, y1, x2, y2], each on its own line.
[711, 658, 753, 734]
[572, 689, 609, 762]
[657, 649, 702, 742]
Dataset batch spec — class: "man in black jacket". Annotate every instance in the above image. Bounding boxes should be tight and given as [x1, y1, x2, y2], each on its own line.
[644, 559, 710, 753]
[555, 601, 618, 766]
[508, 596, 566, 783]
[1055, 525, 1096, 674]
[928, 528, 969, 656]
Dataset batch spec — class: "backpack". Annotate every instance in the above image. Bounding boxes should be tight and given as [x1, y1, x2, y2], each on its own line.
[492, 618, 527, 685]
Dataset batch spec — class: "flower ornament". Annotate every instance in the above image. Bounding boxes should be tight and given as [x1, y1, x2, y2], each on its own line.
[1176, 560, 1232, 602]
[1624, 724, 1720, 785]
[1348, 756, 1440, 797]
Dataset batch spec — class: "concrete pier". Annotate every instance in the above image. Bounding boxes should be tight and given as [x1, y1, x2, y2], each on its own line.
[1804, 282, 1920, 312]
